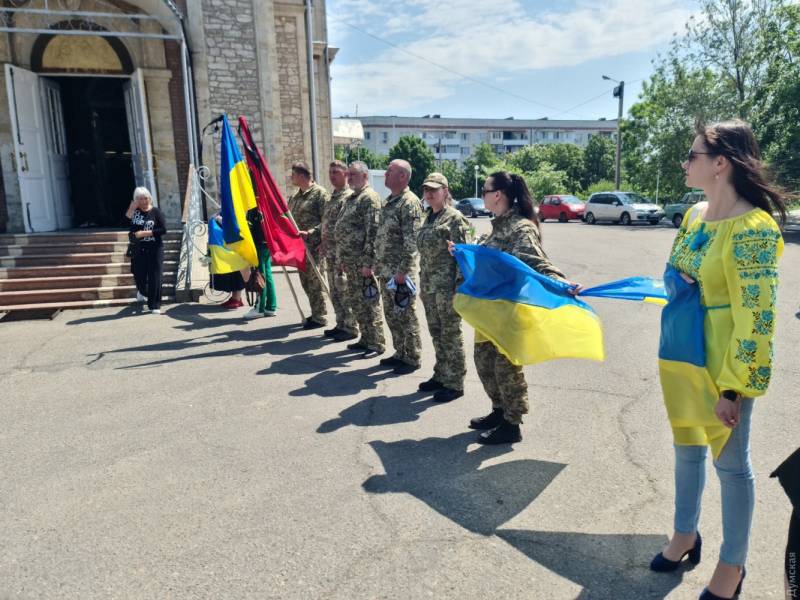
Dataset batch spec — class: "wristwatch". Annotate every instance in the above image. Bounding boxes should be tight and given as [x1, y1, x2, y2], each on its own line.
[721, 389, 740, 402]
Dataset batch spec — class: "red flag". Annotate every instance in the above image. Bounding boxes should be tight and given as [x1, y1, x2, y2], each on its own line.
[237, 117, 307, 271]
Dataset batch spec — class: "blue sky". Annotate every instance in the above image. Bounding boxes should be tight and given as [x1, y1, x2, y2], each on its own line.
[327, 0, 698, 120]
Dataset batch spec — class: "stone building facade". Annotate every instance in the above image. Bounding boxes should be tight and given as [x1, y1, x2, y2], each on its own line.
[0, 0, 334, 233]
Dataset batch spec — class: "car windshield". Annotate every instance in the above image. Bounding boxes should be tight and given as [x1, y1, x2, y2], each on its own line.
[560, 195, 583, 205]
[621, 193, 649, 205]
[468, 198, 484, 208]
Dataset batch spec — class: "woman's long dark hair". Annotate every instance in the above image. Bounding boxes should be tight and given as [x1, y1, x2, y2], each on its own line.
[488, 170, 539, 226]
[696, 119, 788, 228]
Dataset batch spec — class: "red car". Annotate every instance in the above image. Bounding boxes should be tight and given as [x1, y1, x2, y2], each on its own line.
[538, 195, 586, 222]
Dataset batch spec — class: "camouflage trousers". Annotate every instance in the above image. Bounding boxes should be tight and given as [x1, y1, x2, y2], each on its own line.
[298, 248, 327, 325]
[473, 341, 528, 425]
[421, 290, 465, 390]
[326, 255, 356, 333]
[343, 265, 385, 352]
[379, 275, 422, 367]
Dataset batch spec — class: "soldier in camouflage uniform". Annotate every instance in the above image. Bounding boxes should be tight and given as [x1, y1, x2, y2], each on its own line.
[467, 171, 572, 445]
[287, 161, 329, 329]
[321, 160, 357, 340]
[417, 172, 470, 402]
[373, 159, 423, 375]
[333, 161, 385, 358]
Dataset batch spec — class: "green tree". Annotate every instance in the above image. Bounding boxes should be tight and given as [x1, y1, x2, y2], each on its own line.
[679, 0, 777, 118]
[521, 162, 568, 199]
[388, 135, 436, 193]
[582, 135, 616, 189]
[334, 145, 388, 169]
[751, 2, 800, 191]
[538, 144, 585, 192]
[440, 160, 471, 200]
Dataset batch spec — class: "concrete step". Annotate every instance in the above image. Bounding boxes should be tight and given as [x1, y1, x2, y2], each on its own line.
[0, 230, 182, 245]
[0, 284, 176, 307]
[0, 296, 175, 313]
[0, 240, 180, 257]
[0, 272, 177, 292]
[0, 249, 179, 268]
[0, 261, 178, 279]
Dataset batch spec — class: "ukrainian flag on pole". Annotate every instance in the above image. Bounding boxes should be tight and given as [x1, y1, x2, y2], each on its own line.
[219, 115, 258, 267]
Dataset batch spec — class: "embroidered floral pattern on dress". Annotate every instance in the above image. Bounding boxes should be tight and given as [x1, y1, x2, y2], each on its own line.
[735, 339, 758, 364]
[669, 225, 718, 279]
[747, 365, 771, 391]
[752, 309, 775, 335]
[741, 284, 760, 308]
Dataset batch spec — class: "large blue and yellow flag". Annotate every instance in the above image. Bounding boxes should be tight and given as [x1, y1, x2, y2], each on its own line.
[580, 277, 667, 305]
[208, 217, 250, 275]
[219, 115, 257, 267]
[453, 244, 605, 365]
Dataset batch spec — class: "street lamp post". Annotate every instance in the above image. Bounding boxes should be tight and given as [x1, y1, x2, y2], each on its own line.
[474, 165, 479, 197]
[602, 75, 624, 190]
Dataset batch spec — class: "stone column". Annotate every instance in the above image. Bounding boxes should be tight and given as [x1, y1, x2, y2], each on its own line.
[140, 68, 181, 225]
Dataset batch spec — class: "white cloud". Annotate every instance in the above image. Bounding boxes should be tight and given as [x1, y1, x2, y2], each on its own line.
[329, 0, 696, 115]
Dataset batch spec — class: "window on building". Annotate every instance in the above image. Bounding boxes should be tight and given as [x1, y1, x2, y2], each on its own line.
[421, 132, 427, 139]
[381, 131, 388, 143]
[365, 131, 371, 140]
[461, 132, 469, 141]
[491, 131, 502, 140]
[461, 147, 470, 156]
[444, 130, 457, 139]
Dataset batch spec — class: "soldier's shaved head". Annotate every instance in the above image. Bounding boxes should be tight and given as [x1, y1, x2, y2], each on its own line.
[385, 159, 411, 195]
[390, 159, 412, 178]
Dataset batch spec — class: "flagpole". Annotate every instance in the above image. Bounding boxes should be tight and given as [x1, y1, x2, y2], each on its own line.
[281, 266, 306, 322]
[282, 210, 331, 298]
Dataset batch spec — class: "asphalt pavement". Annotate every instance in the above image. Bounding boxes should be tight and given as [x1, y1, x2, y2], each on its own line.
[1, 218, 798, 599]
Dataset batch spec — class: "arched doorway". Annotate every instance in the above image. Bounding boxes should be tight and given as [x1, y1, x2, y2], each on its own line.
[16, 22, 149, 228]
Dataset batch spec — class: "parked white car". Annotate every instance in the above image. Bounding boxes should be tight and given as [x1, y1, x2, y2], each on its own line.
[583, 191, 664, 225]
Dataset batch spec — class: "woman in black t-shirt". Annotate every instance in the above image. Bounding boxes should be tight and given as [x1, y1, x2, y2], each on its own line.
[125, 187, 166, 314]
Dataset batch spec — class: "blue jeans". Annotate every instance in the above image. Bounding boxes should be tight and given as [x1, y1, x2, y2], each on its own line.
[673, 398, 755, 566]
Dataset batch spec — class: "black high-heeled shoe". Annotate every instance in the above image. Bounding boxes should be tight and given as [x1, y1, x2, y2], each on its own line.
[650, 532, 702, 572]
[698, 566, 746, 599]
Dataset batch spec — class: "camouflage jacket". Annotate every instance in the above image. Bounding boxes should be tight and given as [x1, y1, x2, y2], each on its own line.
[375, 187, 423, 277]
[334, 185, 382, 269]
[287, 182, 329, 251]
[481, 207, 567, 282]
[320, 186, 351, 259]
[417, 205, 470, 292]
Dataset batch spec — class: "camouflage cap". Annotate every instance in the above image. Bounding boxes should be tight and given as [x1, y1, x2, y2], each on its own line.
[422, 172, 448, 189]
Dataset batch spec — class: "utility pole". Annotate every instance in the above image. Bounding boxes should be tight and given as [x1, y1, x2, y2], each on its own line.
[603, 75, 624, 189]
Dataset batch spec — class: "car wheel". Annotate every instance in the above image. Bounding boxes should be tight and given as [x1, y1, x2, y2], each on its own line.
[471, 210, 477, 218]
[672, 213, 683, 228]
[585, 212, 595, 224]
[558, 212, 567, 223]
[620, 212, 631, 226]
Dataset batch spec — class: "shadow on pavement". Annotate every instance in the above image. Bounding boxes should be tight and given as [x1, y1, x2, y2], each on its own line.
[164, 303, 306, 332]
[317, 389, 437, 430]
[66, 304, 141, 325]
[496, 529, 683, 600]
[362, 431, 565, 535]
[103, 324, 321, 369]
[257, 346, 366, 377]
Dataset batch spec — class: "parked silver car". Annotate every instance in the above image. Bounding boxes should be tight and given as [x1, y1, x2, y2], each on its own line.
[583, 191, 664, 225]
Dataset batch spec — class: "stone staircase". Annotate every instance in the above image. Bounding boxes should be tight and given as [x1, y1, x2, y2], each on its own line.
[0, 230, 180, 315]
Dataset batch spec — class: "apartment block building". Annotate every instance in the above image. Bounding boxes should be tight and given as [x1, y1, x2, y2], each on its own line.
[357, 115, 617, 165]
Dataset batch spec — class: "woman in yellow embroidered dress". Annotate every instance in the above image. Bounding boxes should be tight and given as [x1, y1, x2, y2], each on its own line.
[650, 120, 787, 600]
